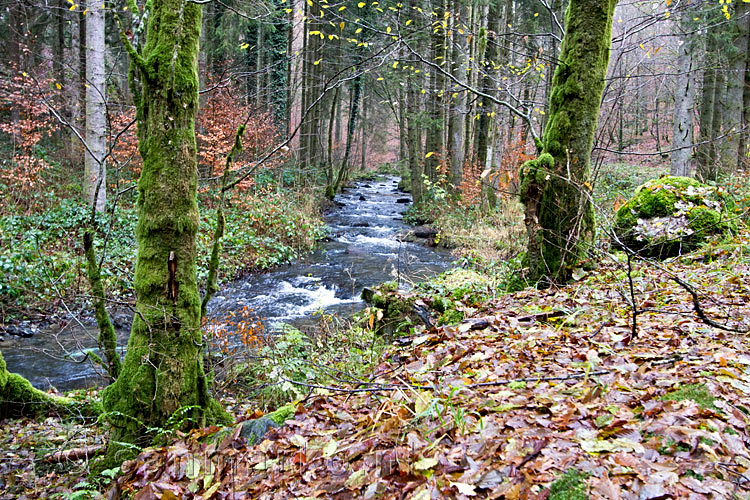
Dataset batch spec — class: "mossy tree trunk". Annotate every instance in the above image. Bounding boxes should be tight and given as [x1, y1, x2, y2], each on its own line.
[0, 349, 100, 419]
[519, 0, 617, 284]
[102, 0, 228, 465]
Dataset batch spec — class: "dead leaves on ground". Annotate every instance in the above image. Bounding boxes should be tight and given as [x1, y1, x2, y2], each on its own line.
[111, 251, 750, 499]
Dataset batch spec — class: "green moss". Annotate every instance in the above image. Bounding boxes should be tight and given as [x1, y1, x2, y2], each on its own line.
[100, 1, 227, 468]
[0, 349, 101, 419]
[662, 383, 718, 411]
[239, 403, 297, 446]
[267, 403, 296, 425]
[520, 0, 616, 284]
[549, 469, 588, 500]
[438, 308, 464, 326]
[84, 232, 121, 380]
[614, 176, 736, 258]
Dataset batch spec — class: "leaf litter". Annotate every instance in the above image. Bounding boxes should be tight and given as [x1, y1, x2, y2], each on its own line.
[3, 242, 750, 499]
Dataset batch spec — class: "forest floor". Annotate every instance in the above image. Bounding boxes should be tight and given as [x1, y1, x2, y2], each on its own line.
[2, 229, 749, 499]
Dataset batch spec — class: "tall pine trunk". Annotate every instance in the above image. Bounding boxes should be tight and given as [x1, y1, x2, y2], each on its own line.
[102, 0, 227, 466]
[520, 0, 617, 284]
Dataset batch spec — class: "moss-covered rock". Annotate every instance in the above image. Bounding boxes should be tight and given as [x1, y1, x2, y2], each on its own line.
[361, 284, 417, 335]
[240, 403, 297, 445]
[614, 176, 736, 258]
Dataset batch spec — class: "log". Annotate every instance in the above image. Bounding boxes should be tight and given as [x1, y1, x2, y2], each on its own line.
[44, 445, 105, 463]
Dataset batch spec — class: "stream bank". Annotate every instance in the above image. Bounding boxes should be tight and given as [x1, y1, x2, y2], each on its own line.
[2, 176, 453, 390]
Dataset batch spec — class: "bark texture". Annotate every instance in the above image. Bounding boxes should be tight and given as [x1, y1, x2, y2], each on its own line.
[519, 0, 617, 284]
[84, 0, 107, 212]
[447, 1, 468, 188]
[670, 8, 696, 177]
[102, 0, 229, 467]
[723, 2, 750, 173]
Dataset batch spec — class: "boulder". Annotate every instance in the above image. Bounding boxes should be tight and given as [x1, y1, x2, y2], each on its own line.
[413, 225, 438, 239]
[396, 198, 411, 204]
[613, 176, 736, 258]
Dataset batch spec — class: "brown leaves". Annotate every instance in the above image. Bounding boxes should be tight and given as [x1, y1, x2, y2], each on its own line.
[106, 254, 750, 498]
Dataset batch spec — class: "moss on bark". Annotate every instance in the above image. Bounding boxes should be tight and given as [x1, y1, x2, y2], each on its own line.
[0, 349, 101, 419]
[101, 0, 230, 468]
[519, 0, 617, 284]
[83, 232, 121, 380]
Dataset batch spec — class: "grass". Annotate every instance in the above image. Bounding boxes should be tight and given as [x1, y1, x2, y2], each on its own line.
[661, 383, 718, 411]
[549, 469, 588, 500]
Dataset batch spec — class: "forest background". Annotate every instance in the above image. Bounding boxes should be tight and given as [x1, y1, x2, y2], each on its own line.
[1, 0, 750, 497]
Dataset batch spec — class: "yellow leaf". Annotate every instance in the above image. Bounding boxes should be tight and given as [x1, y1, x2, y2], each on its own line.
[55, 82, 62, 90]
[386, 26, 392, 33]
[241, 43, 249, 49]
[392, 62, 398, 68]
[69, 3, 77, 10]
[338, 5, 346, 10]
[307, 0, 312, 5]
[339, 21, 345, 30]
[358, 2, 366, 7]
[313, 59, 322, 65]
[355, 27, 362, 33]
[425, 152, 434, 158]
[377, 77, 384, 80]
[405, 19, 413, 26]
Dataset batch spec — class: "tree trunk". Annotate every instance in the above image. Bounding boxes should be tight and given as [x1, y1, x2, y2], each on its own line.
[102, 0, 228, 466]
[723, 2, 750, 173]
[520, 0, 617, 285]
[697, 35, 719, 180]
[332, 70, 362, 196]
[670, 7, 696, 177]
[424, 0, 446, 184]
[742, 30, 750, 170]
[66, 8, 84, 165]
[0, 349, 99, 419]
[84, 0, 107, 212]
[407, 81, 423, 204]
[448, 0, 468, 188]
[476, 1, 501, 210]
[360, 92, 367, 171]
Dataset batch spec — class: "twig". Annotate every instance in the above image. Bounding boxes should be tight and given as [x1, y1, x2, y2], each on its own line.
[669, 275, 749, 333]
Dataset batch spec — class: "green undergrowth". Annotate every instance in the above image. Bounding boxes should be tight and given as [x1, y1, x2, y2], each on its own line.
[221, 318, 389, 411]
[0, 188, 325, 319]
[549, 469, 589, 500]
[405, 195, 526, 263]
[662, 383, 718, 411]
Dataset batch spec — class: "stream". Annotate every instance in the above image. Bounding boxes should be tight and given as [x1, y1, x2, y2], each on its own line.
[2, 176, 453, 391]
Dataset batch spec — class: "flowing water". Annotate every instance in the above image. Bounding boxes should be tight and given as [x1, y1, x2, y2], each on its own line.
[2, 176, 453, 390]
